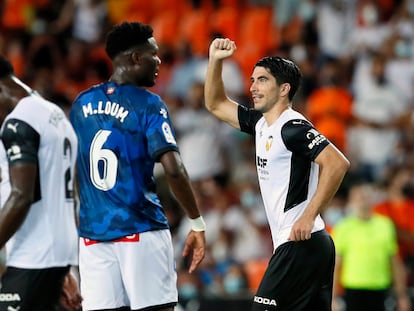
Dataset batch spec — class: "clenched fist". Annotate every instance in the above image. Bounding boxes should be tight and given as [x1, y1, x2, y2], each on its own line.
[209, 38, 237, 60]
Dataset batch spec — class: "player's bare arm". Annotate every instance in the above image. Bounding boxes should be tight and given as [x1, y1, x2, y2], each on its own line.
[289, 144, 350, 241]
[204, 38, 241, 129]
[0, 163, 37, 248]
[160, 151, 206, 273]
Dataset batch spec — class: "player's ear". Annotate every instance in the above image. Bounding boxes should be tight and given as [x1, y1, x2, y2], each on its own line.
[280, 83, 290, 97]
[130, 51, 140, 65]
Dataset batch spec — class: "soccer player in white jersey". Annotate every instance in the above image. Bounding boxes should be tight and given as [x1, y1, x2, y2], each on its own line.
[204, 38, 350, 310]
[0, 56, 82, 310]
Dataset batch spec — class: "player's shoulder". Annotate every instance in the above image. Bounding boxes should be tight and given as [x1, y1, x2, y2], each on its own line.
[280, 109, 313, 134]
[9, 95, 62, 123]
[72, 83, 105, 103]
[280, 108, 309, 124]
[125, 86, 162, 104]
[75, 83, 162, 105]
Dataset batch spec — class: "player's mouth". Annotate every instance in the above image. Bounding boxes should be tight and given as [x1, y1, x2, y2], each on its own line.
[252, 94, 262, 102]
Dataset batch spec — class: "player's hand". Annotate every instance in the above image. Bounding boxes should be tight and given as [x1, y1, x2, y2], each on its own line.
[209, 38, 237, 61]
[182, 230, 206, 273]
[59, 271, 82, 311]
[288, 215, 314, 241]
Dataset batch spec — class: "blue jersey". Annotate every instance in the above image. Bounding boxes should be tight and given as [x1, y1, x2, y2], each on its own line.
[70, 82, 179, 240]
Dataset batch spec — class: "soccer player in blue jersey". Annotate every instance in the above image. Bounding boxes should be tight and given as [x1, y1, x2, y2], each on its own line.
[204, 38, 350, 310]
[69, 21, 206, 311]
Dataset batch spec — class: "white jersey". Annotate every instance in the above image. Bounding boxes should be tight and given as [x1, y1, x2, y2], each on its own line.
[239, 107, 329, 251]
[0, 94, 78, 268]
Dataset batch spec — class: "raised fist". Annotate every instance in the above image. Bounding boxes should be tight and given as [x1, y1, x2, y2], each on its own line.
[209, 38, 237, 60]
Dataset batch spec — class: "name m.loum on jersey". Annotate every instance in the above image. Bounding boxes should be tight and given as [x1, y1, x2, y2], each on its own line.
[82, 101, 129, 123]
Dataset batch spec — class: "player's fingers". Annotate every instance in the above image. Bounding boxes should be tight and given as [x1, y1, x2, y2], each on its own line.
[214, 38, 233, 50]
[182, 242, 190, 257]
[188, 248, 204, 273]
[301, 230, 311, 241]
[213, 38, 225, 49]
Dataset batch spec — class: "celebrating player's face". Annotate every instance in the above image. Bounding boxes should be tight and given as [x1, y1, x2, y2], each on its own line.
[250, 66, 280, 113]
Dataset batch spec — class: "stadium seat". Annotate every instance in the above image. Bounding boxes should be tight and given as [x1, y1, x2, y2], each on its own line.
[233, 6, 279, 91]
[243, 259, 268, 292]
[151, 11, 179, 46]
[210, 6, 241, 41]
[150, 0, 191, 15]
[107, 0, 152, 24]
[178, 9, 210, 56]
[238, 6, 274, 55]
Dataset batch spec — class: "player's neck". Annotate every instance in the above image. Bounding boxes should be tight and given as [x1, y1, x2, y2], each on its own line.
[263, 102, 291, 126]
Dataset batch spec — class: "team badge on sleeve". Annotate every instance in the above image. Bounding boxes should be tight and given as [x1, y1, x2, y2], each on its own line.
[162, 122, 176, 144]
[306, 128, 326, 150]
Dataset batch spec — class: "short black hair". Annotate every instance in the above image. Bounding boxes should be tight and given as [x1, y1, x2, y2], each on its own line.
[0, 56, 14, 79]
[255, 56, 302, 101]
[105, 21, 154, 59]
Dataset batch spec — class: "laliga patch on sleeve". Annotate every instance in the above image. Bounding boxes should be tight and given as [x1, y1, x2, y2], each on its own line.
[162, 122, 176, 144]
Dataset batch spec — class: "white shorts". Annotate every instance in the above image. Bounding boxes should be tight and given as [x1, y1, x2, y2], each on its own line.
[79, 229, 178, 310]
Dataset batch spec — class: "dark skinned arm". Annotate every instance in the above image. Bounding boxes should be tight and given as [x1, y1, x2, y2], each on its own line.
[0, 162, 37, 249]
[159, 151, 206, 273]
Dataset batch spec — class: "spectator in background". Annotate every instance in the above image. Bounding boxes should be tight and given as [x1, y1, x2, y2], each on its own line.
[346, 0, 392, 58]
[71, 0, 108, 45]
[332, 182, 411, 311]
[306, 57, 353, 153]
[315, 0, 357, 63]
[172, 81, 232, 183]
[374, 166, 414, 287]
[165, 40, 205, 102]
[347, 52, 407, 182]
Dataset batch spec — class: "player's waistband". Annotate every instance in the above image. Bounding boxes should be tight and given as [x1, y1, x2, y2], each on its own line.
[275, 227, 328, 250]
[82, 233, 140, 246]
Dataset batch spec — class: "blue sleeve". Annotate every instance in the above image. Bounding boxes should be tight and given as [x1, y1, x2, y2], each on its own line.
[145, 101, 179, 161]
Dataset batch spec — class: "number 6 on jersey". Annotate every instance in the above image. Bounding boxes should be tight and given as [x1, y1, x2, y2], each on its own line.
[90, 130, 118, 191]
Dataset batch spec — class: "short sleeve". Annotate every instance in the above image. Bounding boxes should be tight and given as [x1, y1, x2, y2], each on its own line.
[238, 105, 262, 135]
[145, 101, 179, 161]
[281, 119, 329, 161]
[1, 118, 40, 165]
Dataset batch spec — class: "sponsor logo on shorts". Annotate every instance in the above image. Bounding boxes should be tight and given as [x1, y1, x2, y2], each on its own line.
[0, 293, 21, 302]
[254, 295, 277, 307]
[83, 233, 140, 246]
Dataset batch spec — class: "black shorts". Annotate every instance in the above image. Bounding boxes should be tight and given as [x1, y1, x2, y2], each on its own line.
[0, 265, 69, 311]
[344, 288, 388, 311]
[252, 230, 335, 311]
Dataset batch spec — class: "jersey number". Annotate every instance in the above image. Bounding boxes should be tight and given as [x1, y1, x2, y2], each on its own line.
[90, 130, 118, 191]
[64, 138, 73, 200]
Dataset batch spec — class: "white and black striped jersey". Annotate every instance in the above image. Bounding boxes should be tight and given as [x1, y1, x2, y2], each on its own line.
[238, 106, 329, 250]
[0, 94, 78, 268]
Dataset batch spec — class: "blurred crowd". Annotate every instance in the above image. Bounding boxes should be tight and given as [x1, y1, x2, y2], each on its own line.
[1, 0, 414, 309]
